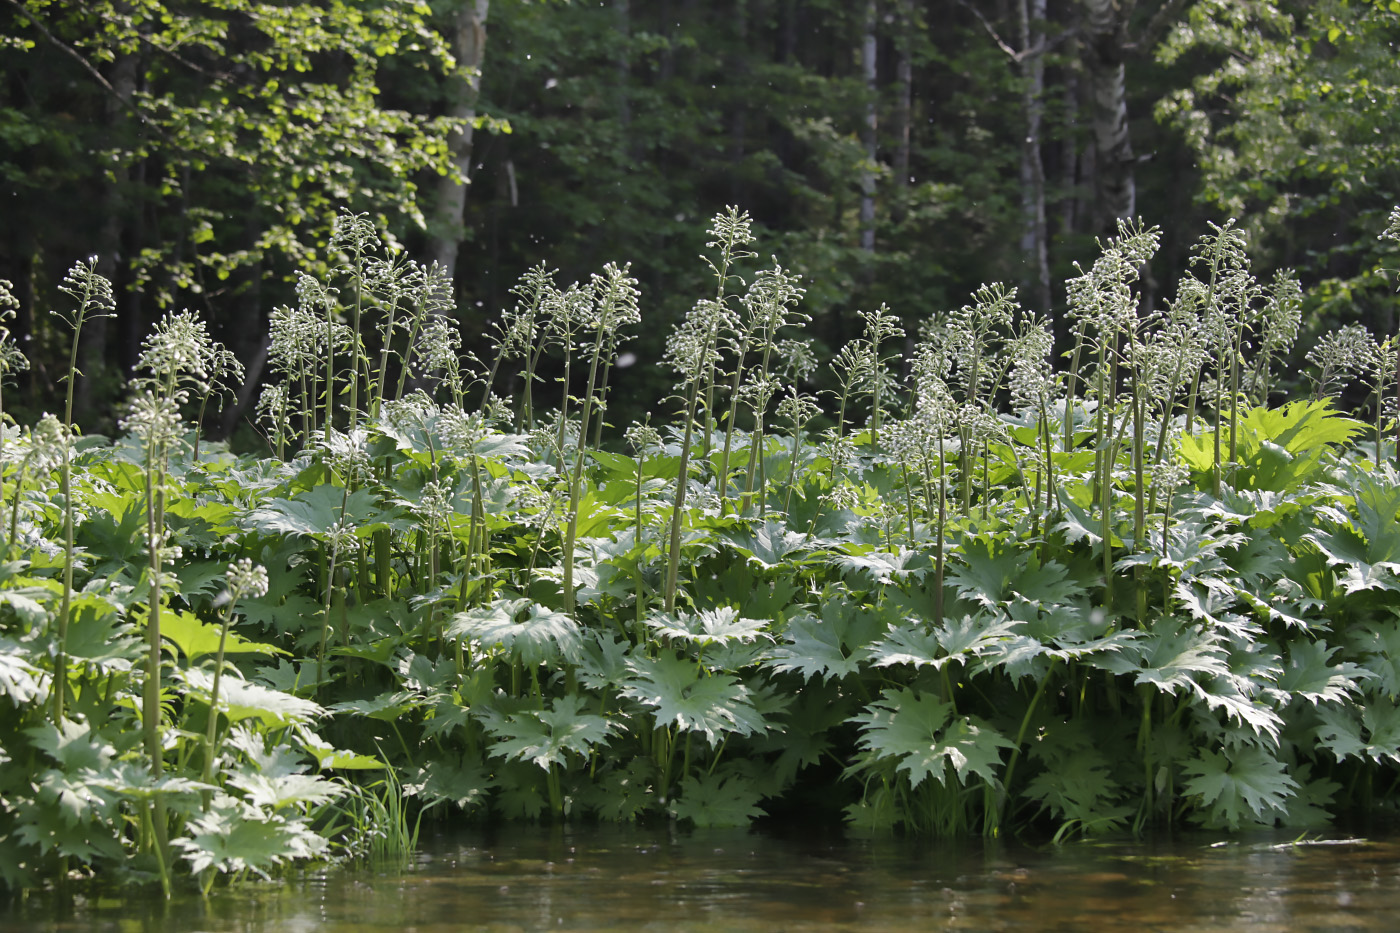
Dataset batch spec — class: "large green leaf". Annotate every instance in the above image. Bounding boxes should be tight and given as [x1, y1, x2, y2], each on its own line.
[851, 687, 1014, 789]
[228, 768, 347, 811]
[1024, 720, 1131, 834]
[0, 636, 45, 703]
[669, 771, 765, 827]
[25, 718, 114, 774]
[486, 694, 619, 771]
[721, 520, 813, 570]
[765, 598, 886, 683]
[621, 651, 768, 745]
[833, 546, 930, 585]
[180, 668, 324, 725]
[868, 612, 1021, 672]
[1180, 400, 1363, 492]
[244, 485, 403, 539]
[1180, 746, 1298, 829]
[1097, 616, 1230, 697]
[647, 606, 772, 650]
[1276, 639, 1369, 706]
[159, 608, 287, 662]
[174, 804, 324, 879]
[448, 597, 583, 666]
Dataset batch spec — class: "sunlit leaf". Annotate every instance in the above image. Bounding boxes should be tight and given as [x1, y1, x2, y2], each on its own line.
[647, 606, 772, 649]
[486, 694, 620, 770]
[621, 651, 768, 745]
[0, 636, 45, 703]
[447, 597, 582, 666]
[851, 687, 1013, 789]
[160, 607, 287, 661]
[180, 668, 325, 725]
[1276, 639, 1369, 705]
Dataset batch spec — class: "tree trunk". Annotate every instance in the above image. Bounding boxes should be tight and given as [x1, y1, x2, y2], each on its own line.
[426, 0, 490, 285]
[728, 0, 749, 205]
[79, 51, 138, 427]
[616, 0, 632, 136]
[1081, 0, 1135, 230]
[859, 0, 878, 255]
[1018, 0, 1050, 312]
[893, 0, 913, 219]
[1059, 36, 1083, 241]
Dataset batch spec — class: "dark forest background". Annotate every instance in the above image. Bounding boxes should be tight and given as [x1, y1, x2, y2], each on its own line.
[2, 0, 1397, 440]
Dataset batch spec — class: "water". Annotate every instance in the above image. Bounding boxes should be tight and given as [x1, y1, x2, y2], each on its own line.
[5, 825, 1400, 932]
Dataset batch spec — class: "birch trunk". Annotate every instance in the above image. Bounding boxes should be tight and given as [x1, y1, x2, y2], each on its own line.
[893, 0, 913, 218]
[859, 0, 878, 255]
[426, 0, 490, 282]
[1018, 0, 1051, 312]
[1081, 0, 1135, 228]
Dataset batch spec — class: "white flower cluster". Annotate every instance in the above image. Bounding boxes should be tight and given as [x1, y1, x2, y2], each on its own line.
[226, 558, 270, 602]
[1306, 324, 1377, 398]
[317, 427, 374, 484]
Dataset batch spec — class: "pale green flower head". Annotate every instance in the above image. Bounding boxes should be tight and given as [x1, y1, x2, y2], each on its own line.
[707, 205, 756, 251]
[329, 208, 382, 259]
[497, 263, 557, 357]
[859, 303, 904, 346]
[226, 558, 270, 602]
[136, 309, 215, 386]
[1306, 324, 1376, 398]
[13, 412, 69, 474]
[774, 338, 818, 382]
[256, 383, 292, 448]
[417, 480, 454, 527]
[663, 298, 733, 384]
[737, 373, 780, 413]
[0, 279, 25, 377]
[741, 262, 807, 335]
[439, 407, 491, 455]
[1381, 206, 1399, 244]
[415, 314, 462, 374]
[317, 426, 373, 483]
[56, 257, 116, 330]
[1260, 269, 1302, 355]
[325, 519, 362, 554]
[120, 390, 186, 447]
[295, 271, 340, 314]
[591, 262, 642, 332]
[268, 303, 322, 372]
[1149, 457, 1190, 498]
[776, 389, 820, 427]
[624, 420, 662, 455]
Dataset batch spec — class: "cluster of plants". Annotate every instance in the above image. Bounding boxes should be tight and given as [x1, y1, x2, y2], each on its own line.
[2, 206, 1400, 894]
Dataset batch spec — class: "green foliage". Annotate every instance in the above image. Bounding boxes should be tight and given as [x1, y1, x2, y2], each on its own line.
[6, 209, 1400, 897]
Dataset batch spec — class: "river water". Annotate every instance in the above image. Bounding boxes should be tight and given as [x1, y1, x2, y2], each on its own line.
[5, 824, 1399, 932]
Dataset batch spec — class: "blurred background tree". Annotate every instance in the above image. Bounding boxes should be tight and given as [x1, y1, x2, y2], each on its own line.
[2, 0, 1396, 437]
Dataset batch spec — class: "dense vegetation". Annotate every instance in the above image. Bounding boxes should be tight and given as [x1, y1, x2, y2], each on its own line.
[1, 205, 1399, 893]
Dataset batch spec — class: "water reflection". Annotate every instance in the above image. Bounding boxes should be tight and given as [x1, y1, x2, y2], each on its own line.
[4, 826, 1398, 932]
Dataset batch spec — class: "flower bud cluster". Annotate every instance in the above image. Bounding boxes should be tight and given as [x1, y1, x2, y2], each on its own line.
[226, 558, 270, 602]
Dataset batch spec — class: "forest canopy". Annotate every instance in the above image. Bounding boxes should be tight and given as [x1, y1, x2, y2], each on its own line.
[1, 0, 1397, 433]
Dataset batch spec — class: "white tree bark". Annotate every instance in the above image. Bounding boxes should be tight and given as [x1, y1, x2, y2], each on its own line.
[427, 0, 490, 282]
[1081, 0, 1135, 227]
[860, 0, 878, 254]
[1018, 0, 1050, 312]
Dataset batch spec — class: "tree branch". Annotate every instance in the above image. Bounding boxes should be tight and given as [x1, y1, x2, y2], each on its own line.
[957, 0, 1080, 62]
[956, 0, 1023, 60]
[4, 0, 166, 137]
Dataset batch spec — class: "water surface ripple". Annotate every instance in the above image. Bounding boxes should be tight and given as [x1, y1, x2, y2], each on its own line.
[5, 826, 1398, 932]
